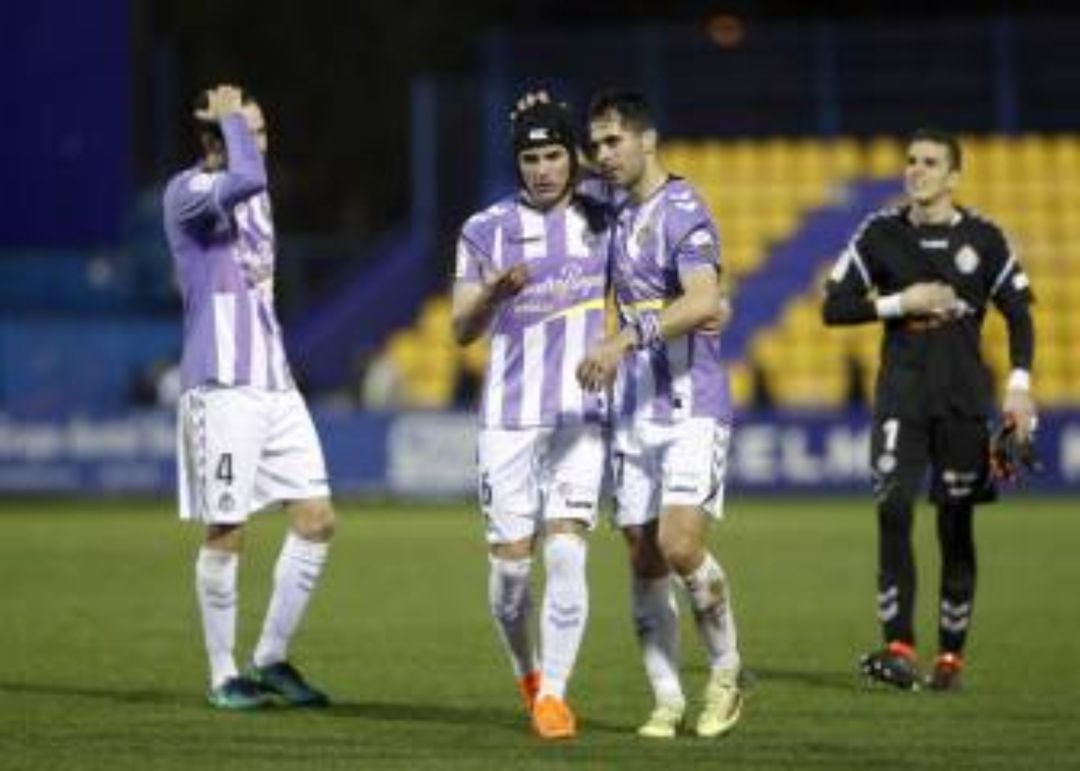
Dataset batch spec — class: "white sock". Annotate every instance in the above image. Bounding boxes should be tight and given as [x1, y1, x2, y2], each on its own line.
[539, 533, 588, 700]
[488, 555, 537, 679]
[680, 552, 740, 672]
[252, 532, 329, 668]
[195, 547, 239, 689]
[632, 574, 684, 706]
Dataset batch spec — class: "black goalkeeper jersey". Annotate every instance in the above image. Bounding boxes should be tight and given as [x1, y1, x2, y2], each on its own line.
[823, 205, 1034, 420]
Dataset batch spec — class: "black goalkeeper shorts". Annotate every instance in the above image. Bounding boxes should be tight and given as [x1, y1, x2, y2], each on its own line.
[869, 413, 996, 506]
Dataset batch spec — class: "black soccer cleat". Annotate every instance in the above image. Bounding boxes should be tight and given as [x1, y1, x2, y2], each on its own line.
[859, 642, 920, 691]
[925, 652, 964, 692]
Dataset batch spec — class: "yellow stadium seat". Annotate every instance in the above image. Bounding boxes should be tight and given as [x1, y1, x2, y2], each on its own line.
[867, 136, 902, 178]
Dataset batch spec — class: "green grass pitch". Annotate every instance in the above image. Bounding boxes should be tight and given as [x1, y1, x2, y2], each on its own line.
[1, 495, 1077, 770]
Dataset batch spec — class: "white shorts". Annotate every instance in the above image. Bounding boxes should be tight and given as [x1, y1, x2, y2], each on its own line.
[477, 423, 606, 545]
[612, 417, 731, 528]
[177, 385, 331, 524]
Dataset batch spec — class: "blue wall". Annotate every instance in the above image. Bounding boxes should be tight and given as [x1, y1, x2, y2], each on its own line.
[0, 319, 178, 417]
[0, 0, 130, 246]
[0, 410, 1076, 496]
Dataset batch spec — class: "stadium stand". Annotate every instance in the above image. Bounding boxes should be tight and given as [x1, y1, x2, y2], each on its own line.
[370, 135, 1078, 410]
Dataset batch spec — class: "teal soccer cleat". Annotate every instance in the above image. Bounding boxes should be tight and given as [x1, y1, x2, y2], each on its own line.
[246, 661, 330, 707]
[207, 676, 272, 710]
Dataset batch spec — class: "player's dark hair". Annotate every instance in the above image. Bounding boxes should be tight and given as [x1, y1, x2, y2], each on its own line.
[587, 89, 655, 133]
[908, 128, 962, 171]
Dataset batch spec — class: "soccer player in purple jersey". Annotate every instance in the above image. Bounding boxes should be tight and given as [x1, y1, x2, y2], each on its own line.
[162, 84, 335, 710]
[452, 102, 611, 740]
[578, 91, 743, 739]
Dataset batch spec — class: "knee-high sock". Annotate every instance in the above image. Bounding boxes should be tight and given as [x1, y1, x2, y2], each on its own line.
[539, 534, 588, 699]
[195, 547, 239, 689]
[253, 532, 329, 668]
[488, 555, 536, 679]
[631, 574, 684, 706]
[680, 552, 740, 672]
[937, 502, 976, 654]
[878, 497, 916, 645]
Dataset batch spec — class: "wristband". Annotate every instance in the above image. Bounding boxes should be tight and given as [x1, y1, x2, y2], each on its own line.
[875, 294, 904, 319]
[1007, 369, 1031, 391]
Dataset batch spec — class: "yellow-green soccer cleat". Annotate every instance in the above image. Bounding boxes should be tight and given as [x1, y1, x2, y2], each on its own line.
[636, 700, 686, 739]
[695, 668, 742, 738]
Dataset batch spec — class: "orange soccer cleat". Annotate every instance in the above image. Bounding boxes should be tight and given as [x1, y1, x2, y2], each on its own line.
[531, 695, 577, 740]
[926, 652, 965, 691]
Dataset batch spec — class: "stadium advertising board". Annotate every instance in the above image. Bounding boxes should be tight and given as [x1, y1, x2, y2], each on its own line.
[0, 411, 1077, 495]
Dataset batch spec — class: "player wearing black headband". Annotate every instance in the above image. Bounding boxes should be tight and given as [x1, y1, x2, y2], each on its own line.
[451, 98, 612, 740]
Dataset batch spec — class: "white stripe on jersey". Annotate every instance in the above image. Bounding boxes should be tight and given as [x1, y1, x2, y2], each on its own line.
[989, 253, 1017, 297]
[626, 196, 664, 261]
[561, 311, 586, 417]
[667, 335, 692, 420]
[565, 210, 589, 258]
[213, 293, 237, 384]
[830, 246, 872, 288]
[520, 324, 545, 425]
[249, 299, 269, 389]
[250, 194, 273, 237]
[268, 313, 289, 389]
[637, 353, 657, 420]
[485, 334, 508, 426]
[519, 207, 547, 260]
[491, 225, 504, 270]
[454, 238, 471, 280]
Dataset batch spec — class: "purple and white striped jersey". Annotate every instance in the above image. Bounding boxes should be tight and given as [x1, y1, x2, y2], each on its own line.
[163, 114, 293, 393]
[608, 177, 732, 423]
[455, 194, 611, 429]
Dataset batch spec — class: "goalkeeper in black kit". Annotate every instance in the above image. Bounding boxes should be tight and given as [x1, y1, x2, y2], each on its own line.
[822, 129, 1037, 691]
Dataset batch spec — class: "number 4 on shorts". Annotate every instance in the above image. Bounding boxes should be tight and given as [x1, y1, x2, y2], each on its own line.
[216, 453, 234, 485]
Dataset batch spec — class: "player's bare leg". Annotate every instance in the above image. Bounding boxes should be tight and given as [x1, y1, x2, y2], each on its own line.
[623, 521, 685, 738]
[247, 497, 334, 706]
[659, 505, 742, 738]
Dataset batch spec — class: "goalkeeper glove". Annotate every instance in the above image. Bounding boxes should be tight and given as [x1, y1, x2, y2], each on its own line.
[989, 414, 1042, 482]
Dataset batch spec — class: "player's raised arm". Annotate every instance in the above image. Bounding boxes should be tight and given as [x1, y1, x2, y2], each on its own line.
[202, 85, 268, 207]
[167, 85, 268, 227]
